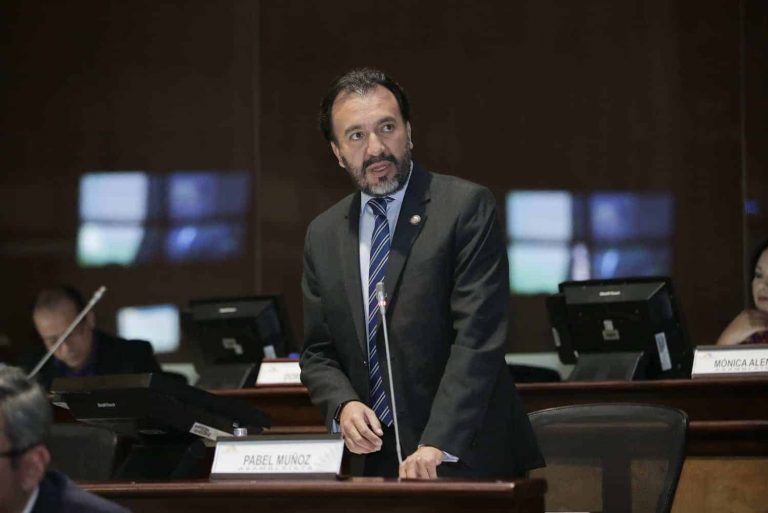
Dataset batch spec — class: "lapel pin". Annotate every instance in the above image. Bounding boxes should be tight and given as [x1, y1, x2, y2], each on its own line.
[410, 215, 422, 225]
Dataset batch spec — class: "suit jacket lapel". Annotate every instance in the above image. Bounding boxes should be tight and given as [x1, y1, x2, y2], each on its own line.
[340, 194, 367, 354]
[385, 163, 430, 309]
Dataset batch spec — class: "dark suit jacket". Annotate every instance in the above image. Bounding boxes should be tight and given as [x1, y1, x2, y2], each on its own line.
[32, 470, 130, 513]
[20, 330, 162, 390]
[300, 163, 543, 478]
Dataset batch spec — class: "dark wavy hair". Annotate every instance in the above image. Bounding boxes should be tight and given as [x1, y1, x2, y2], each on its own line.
[750, 239, 768, 278]
[749, 238, 768, 307]
[319, 68, 411, 142]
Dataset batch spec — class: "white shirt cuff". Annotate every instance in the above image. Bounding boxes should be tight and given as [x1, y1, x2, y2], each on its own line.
[441, 451, 459, 463]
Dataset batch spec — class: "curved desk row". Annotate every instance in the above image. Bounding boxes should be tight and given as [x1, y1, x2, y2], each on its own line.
[59, 377, 767, 513]
[82, 477, 546, 513]
[214, 377, 768, 457]
[210, 377, 768, 513]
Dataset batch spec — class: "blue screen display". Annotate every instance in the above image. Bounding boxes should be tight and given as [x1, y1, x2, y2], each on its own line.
[78, 171, 251, 267]
[506, 190, 675, 294]
[80, 172, 149, 222]
[165, 222, 246, 262]
[168, 171, 249, 221]
[591, 245, 672, 279]
[589, 192, 674, 241]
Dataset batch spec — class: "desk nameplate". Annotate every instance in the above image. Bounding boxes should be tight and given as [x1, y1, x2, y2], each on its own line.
[692, 344, 768, 378]
[210, 434, 343, 479]
[256, 360, 302, 385]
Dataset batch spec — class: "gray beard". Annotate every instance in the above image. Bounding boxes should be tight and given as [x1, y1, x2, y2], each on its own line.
[345, 149, 411, 197]
[364, 167, 409, 196]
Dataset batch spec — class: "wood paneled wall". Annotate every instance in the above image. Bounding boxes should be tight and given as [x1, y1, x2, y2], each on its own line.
[0, 0, 762, 361]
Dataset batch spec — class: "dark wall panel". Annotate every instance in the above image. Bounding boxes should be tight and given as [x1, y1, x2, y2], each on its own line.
[0, 0, 756, 362]
[745, 0, 768, 292]
[258, 0, 744, 351]
[0, 1, 259, 358]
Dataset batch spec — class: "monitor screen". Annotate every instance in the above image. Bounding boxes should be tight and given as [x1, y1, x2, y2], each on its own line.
[77, 170, 250, 267]
[184, 295, 294, 387]
[505, 190, 675, 294]
[551, 277, 692, 380]
[50, 373, 271, 479]
[79, 172, 149, 223]
[117, 304, 180, 354]
[51, 373, 270, 438]
[164, 222, 246, 262]
[168, 171, 250, 221]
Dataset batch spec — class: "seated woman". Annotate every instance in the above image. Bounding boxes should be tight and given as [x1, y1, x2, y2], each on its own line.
[717, 239, 768, 345]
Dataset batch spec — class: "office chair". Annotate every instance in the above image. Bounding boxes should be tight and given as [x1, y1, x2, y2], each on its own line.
[528, 403, 688, 513]
[47, 423, 119, 481]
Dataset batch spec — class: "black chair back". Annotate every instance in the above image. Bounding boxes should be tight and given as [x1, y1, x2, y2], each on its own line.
[529, 403, 688, 513]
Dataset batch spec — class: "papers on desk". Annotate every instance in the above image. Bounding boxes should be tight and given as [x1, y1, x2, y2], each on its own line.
[692, 344, 768, 378]
[256, 359, 301, 385]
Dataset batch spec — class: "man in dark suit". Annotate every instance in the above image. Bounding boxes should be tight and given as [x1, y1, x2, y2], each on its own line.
[20, 286, 161, 390]
[300, 68, 543, 479]
[0, 366, 130, 513]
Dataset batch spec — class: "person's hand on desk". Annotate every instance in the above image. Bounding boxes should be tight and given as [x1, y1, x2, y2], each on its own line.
[399, 446, 443, 479]
[339, 400, 383, 454]
[718, 241, 768, 345]
[716, 309, 768, 345]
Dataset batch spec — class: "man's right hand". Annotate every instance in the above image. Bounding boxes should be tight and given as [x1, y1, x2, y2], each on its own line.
[339, 400, 383, 454]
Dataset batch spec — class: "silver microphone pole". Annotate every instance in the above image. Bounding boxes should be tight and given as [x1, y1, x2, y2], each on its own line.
[375, 281, 403, 465]
[28, 286, 107, 379]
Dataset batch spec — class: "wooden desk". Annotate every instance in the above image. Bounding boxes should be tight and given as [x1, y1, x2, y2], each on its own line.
[518, 377, 768, 457]
[57, 378, 766, 513]
[213, 378, 768, 513]
[214, 378, 768, 456]
[83, 477, 546, 513]
[52, 377, 768, 451]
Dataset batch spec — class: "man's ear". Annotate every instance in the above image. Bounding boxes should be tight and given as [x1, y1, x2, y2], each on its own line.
[330, 141, 345, 169]
[407, 122, 413, 149]
[18, 445, 49, 492]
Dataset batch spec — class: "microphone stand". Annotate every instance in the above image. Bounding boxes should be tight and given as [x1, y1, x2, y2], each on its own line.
[28, 286, 107, 379]
[375, 281, 403, 465]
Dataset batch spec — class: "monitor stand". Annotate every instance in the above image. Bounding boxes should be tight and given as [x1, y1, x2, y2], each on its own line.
[195, 363, 258, 389]
[568, 351, 647, 381]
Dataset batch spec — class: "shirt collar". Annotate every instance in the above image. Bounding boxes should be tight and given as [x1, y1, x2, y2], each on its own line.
[21, 485, 39, 513]
[360, 161, 413, 212]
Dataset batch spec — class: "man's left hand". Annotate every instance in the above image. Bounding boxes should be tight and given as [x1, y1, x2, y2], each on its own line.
[399, 445, 443, 479]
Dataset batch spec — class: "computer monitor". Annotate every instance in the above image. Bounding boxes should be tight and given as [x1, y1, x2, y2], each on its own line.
[50, 373, 270, 478]
[548, 277, 692, 380]
[185, 295, 295, 389]
[117, 303, 180, 354]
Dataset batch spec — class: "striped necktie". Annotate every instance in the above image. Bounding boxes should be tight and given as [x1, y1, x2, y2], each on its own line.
[367, 196, 394, 426]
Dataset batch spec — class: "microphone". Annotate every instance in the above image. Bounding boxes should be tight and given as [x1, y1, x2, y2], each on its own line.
[375, 282, 387, 314]
[375, 281, 403, 465]
[28, 286, 107, 379]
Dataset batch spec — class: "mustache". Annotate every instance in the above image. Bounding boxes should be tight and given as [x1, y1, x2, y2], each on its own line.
[364, 155, 397, 170]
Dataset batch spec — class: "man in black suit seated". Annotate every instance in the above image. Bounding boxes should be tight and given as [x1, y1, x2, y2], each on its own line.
[19, 286, 161, 390]
[0, 366, 130, 513]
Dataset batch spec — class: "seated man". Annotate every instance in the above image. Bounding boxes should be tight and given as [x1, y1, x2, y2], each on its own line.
[0, 366, 130, 513]
[19, 286, 161, 390]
